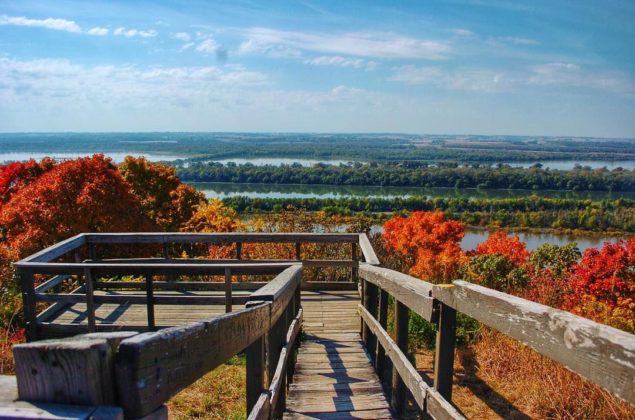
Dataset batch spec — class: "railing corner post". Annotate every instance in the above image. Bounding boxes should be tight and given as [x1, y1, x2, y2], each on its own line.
[246, 335, 265, 413]
[391, 300, 409, 415]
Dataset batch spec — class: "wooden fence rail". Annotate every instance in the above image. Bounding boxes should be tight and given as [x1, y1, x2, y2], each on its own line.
[16, 232, 379, 341]
[359, 262, 635, 419]
[11, 265, 304, 419]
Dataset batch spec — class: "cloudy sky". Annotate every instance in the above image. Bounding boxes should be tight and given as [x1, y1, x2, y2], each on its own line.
[0, 0, 634, 136]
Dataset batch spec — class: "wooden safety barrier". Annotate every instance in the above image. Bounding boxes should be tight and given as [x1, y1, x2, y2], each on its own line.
[358, 263, 635, 418]
[15, 232, 379, 341]
[10, 265, 303, 419]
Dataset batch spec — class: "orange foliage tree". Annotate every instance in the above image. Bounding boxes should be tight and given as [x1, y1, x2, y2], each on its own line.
[119, 156, 205, 231]
[0, 155, 154, 259]
[474, 230, 530, 265]
[0, 158, 55, 205]
[383, 211, 466, 283]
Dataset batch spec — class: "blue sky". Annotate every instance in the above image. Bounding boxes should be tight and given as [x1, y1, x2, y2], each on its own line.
[0, 0, 634, 136]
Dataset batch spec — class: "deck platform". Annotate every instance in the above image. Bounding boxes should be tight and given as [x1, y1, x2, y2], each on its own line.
[284, 290, 395, 419]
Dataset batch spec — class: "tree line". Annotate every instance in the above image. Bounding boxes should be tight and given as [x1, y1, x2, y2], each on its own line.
[177, 162, 635, 191]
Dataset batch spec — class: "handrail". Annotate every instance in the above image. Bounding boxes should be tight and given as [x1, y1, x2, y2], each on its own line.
[16, 232, 379, 267]
[358, 262, 635, 417]
[12, 265, 304, 419]
[16, 232, 377, 342]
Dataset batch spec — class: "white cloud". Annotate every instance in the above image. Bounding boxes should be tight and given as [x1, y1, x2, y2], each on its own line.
[173, 32, 191, 42]
[389, 63, 635, 97]
[0, 14, 81, 33]
[303, 56, 378, 71]
[498, 36, 539, 45]
[239, 27, 450, 59]
[113, 27, 157, 38]
[87, 26, 109, 36]
[196, 38, 219, 54]
[452, 28, 473, 37]
[390, 65, 509, 92]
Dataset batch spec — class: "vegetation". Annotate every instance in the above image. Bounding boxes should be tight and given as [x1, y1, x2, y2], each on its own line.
[0, 156, 633, 418]
[178, 162, 635, 191]
[2, 132, 635, 164]
[223, 195, 635, 233]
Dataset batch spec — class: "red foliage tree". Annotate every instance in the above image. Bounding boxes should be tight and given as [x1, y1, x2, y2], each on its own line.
[0, 155, 154, 258]
[119, 156, 205, 231]
[383, 211, 466, 283]
[475, 230, 530, 265]
[0, 158, 55, 205]
[566, 239, 635, 309]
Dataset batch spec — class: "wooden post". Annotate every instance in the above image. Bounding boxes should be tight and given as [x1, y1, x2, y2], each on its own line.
[295, 242, 301, 260]
[225, 268, 232, 313]
[365, 282, 378, 364]
[163, 243, 169, 259]
[236, 242, 242, 260]
[376, 289, 389, 380]
[84, 268, 96, 333]
[360, 278, 366, 339]
[19, 269, 37, 342]
[145, 274, 155, 331]
[13, 332, 136, 406]
[88, 243, 97, 260]
[246, 333, 265, 413]
[391, 300, 409, 415]
[434, 301, 457, 401]
[351, 242, 358, 283]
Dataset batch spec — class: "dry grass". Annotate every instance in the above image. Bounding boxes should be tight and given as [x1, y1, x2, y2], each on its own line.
[167, 355, 246, 420]
[416, 328, 635, 420]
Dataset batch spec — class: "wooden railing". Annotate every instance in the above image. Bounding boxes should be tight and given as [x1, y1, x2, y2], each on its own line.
[16, 232, 379, 341]
[11, 264, 303, 419]
[358, 263, 635, 418]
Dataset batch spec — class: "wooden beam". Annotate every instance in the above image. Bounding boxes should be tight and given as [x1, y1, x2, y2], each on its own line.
[115, 302, 270, 418]
[85, 232, 359, 244]
[16, 262, 296, 276]
[392, 300, 409, 415]
[13, 333, 136, 406]
[225, 268, 232, 313]
[360, 263, 436, 322]
[269, 309, 302, 413]
[19, 234, 86, 263]
[95, 281, 267, 291]
[434, 296, 457, 401]
[247, 392, 270, 420]
[358, 234, 380, 265]
[34, 275, 71, 294]
[359, 304, 464, 419]
[248, 265, 302, 325]
[434, 281, 635, 405]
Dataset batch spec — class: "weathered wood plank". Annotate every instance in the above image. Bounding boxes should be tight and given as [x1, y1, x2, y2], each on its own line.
[115, 303, 270, 418]
[35, 292, 248, 305]
[13, 334, 128, 406]
[34, 275, 72, 294]
[283, 409, 394, 419]
[359, 304, 429, 412]
[19, 234, 86, 263]
[247, 392, 270, 420]
[359, 263, 436, 322]
[433, 281, 635, 405]
[95, 281, 268, 291]
[17, 262, 296, 276]
[85, 232, 359, 244]
[358, 234, 380, 265]
[0, 375, 124, 420]
[248, 265, 302, 324]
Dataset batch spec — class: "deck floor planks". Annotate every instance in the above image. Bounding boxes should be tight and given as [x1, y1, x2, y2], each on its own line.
[284, 290, 394, 420]
[45, 290, 245, 328]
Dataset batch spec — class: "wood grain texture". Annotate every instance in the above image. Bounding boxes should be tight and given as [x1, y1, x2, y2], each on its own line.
[359, 263, 436, 322]
[284, 290, 395, 419]
[115, 303, 270, 418]
[433, 281, 635, 405]
[358, 234, 380, 265]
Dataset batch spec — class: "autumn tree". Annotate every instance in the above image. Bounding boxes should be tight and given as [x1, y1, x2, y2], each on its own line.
[0, 155, 154, 259]
[474, 231, 529, 265]
[119, 156, 205, 231]
[383, 211, 466, 283]
[0, 158, 55, 205]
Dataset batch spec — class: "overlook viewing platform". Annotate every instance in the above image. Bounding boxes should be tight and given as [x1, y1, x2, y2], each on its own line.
[1, 232, 633, 419]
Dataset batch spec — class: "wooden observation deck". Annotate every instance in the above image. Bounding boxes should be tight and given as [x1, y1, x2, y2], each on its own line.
[1, 232, 633, 419]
